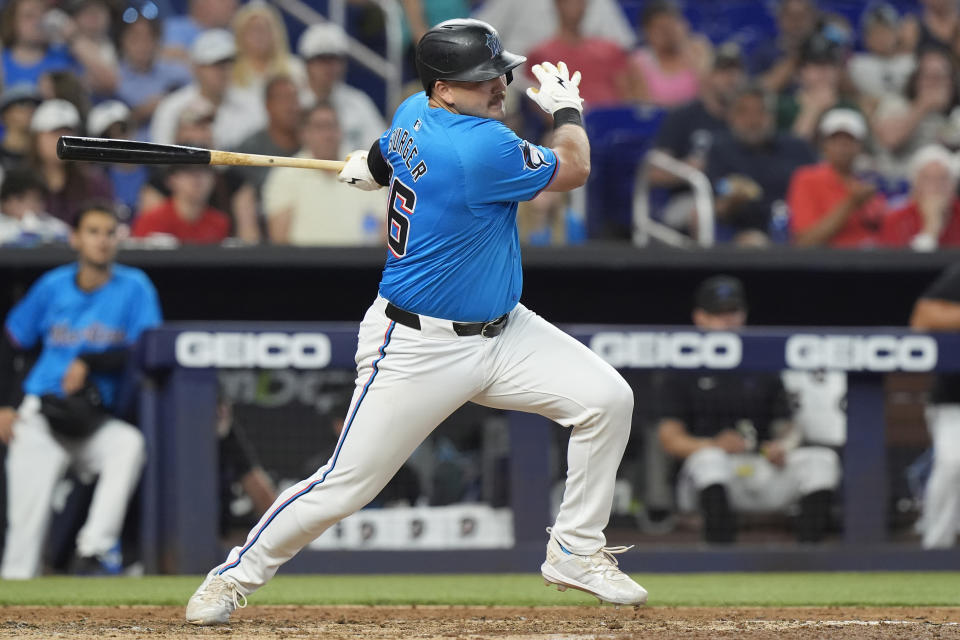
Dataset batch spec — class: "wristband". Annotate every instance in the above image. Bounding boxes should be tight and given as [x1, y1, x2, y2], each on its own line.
[553, 107, 583, 129]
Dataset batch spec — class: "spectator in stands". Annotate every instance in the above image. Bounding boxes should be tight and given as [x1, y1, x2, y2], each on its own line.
[706, 84, 816, 245]
[28, 99, 114, 225]
[911, 263, 960, 548]
[524, 0, 630, 109]
[263, 102, 384, 246]
[787, 108, 887, 248]
[0, 0, 116, 94]
[0, 203, 161, 578]
[626, 0, 711, 109]
[848, 3, 915, 100]
[399, 0, 469, 54]
[142, 98, 261, 243]
[657, 275, 840, 544]
[132, 162, 231, 244]
[162, 0, 238, 62]
[298, 23, 386, 155]
[473, 0, 636, 58]
[882, 144, 960, 250]
[117, 10, 193, 141]
[65, 0, 119, 98]
[38, 70, 92, 124]
[230, 2, 309, 127]
[0, 85, 42, 173]
[0, 167, 68, 246]
[872, 47, 960, 182]
[233, 75, 303, 194]
[752, 0, 820, 93]
[648, 42, 745, 232]
[87, 101, 148, 224]
[900, 0, 960, 55]
[517, 190, 585, 247]
[151, 29, 262, 150]
[777, 32, 860, 142]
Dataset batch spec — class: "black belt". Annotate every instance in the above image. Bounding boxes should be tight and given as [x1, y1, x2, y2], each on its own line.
[385, 302, 509, 338]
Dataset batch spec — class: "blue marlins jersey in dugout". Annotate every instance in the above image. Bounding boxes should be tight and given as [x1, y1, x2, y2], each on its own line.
[377, 92, 558, 322]
[4, 263, 162, 409]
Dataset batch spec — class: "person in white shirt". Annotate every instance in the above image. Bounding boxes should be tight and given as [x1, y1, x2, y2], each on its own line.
[0, 167, 69, 246]
[263, 102, 384, 246]
[298, 22, 385, 156]
[150, 29, 264, 149]
[848, 3, 915, 99]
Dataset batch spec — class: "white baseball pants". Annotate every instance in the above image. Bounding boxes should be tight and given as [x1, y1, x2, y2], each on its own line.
[921, 405, 960, 549]
[677, 445, 841, 513]
[215, 296, 633, 595]
[1, 395, 146, 579]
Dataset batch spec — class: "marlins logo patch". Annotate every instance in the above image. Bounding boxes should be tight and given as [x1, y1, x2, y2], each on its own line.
[486, 32, 503, 58]
[518, 141, 550, 170]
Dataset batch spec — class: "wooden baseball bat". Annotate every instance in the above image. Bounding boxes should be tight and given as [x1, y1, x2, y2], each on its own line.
[56, 136, 346, 172]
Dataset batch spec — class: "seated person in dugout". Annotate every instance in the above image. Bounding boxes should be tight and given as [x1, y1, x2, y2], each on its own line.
[656, 275, 841, 543]
[0, 202, 162, 577]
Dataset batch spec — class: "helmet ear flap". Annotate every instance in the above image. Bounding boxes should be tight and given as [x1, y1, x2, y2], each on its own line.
[505, 70, 514, 86]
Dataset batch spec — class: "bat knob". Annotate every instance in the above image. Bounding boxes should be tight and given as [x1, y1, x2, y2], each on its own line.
[56, 136, 66, 160]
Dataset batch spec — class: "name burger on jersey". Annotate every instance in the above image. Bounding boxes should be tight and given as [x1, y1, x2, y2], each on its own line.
[588, 331, 938, 372]
[386, 123, 428, 182]
[175, 332, 331, 369]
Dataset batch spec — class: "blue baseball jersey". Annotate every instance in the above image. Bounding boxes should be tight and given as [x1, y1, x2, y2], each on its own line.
[377, 92, 558, 322]
[5, 263, 162, 409]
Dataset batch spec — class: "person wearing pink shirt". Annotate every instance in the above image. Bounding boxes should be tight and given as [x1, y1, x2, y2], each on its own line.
[526, 0, 630, 108]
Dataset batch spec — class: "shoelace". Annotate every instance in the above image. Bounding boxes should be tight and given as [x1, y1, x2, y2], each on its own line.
[205, 578, 248, 610]
[545, 527, 634, 575]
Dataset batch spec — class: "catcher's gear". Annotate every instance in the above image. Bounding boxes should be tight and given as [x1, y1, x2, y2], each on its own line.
[526, 61, 584, 115]
[337, 150, 381, 191]
[416, 19, 525, 96]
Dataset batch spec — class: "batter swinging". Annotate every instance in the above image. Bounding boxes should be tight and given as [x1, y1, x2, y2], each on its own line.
[186, 19, 647, 624]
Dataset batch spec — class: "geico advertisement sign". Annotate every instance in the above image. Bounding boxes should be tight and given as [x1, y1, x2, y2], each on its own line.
[590, 332, 742, 369]
[175, 332, 331, 368]
[785, 334, 937, 371]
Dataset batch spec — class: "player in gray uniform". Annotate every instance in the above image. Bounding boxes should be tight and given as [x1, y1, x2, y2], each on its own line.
[186, 19, 646, 625]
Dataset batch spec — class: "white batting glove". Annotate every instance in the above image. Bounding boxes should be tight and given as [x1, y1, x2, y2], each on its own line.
[525, 61, 584, 115]
[337, 150, 382, 191]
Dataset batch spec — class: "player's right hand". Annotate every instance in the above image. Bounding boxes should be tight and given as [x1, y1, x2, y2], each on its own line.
[526, 61, 584, 115]
[337, 150, 382, 191]
[0, 407, 17, 445]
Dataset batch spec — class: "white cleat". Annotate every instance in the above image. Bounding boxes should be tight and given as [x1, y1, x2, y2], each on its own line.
[185, 573, 247, 625]
[540, 532, 648, 606]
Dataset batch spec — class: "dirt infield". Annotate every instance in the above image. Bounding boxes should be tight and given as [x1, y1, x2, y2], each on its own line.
[2, 605, 960, 639]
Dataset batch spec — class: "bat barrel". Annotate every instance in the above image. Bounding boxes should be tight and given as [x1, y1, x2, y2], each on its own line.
[57, 136, 212, 165]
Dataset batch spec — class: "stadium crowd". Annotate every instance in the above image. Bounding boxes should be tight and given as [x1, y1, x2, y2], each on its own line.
[0, 0, 957, 248]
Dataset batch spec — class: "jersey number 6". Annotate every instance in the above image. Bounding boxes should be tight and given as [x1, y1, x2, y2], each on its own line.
[387, 178, 416, 258]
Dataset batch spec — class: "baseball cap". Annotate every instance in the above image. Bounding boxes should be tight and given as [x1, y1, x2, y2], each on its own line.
[819, 108, 867, 140]
[908, 144, 960, 182]
[713, 41, 744, 70]
[191, 29, 236, 65]
[30, 99, 81, 133]
[863, 2, 899, 29]
[298, 22, 349, 59]
[87, 100, 131, 137]
[0, 84, 42, 114]
[695, 275, 747, 314]
[178, 96, 216, 126]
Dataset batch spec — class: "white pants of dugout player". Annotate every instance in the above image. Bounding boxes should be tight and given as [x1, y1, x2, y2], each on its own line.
[1, 395, 146, 579]
[677, 446, 841, 516]
[920, 405, 960, 548]
[212, 296, 633, 594]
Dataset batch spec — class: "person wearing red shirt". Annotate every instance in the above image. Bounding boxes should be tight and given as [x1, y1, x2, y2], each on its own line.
[131, 163, 230, 244]
[787, 108, 887, 247]
[525, 0, 630, 107]
[882, 144, 960, 250]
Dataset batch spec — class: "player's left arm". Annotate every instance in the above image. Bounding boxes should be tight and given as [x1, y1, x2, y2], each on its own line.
[911, 264, 960, 330]
[526, 61, 590, 192]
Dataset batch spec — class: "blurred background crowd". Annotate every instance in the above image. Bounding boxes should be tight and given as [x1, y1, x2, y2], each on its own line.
[2, 0, 960, 250]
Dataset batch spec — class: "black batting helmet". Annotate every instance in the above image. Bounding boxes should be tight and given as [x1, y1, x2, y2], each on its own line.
[416, 19, 526, 96]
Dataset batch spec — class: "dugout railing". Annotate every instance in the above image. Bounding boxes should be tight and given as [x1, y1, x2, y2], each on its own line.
[137, 324, 960, 574]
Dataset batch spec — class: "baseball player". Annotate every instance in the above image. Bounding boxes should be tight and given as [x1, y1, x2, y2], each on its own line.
[186, 19, 647, 624]
[0, 203, 162, 578]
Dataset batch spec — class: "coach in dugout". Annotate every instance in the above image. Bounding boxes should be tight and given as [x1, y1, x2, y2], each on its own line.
[0, 202, 162, 578]
[656, 275, 841, 544]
